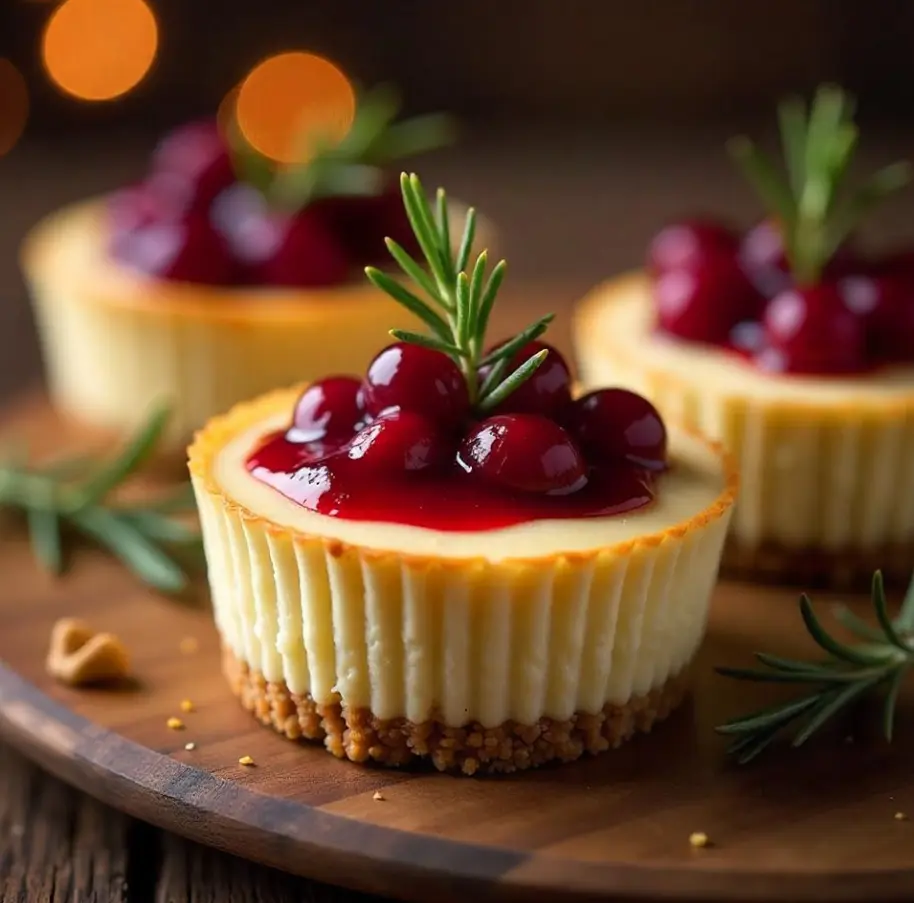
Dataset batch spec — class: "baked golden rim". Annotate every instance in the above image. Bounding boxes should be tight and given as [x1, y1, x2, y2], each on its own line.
[18, 198, 437, 325]
[186, 384, 739, 567]
[573, 270, 914, 420]
[223, 646, 691, 775]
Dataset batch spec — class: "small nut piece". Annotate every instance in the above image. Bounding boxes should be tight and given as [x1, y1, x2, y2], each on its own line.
[46, 617, 130, 686]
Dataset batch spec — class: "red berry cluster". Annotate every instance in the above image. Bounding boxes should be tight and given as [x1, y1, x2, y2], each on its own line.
[106, 120, 418, 287]
[648, 218, 914, 374]
[289, 341, 667, 496]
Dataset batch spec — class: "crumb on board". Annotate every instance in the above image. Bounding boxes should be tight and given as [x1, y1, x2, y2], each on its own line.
[895, 812, 907, 821]
[372, 791, 385, 801]
[179, 636, 199, 654]
[184, 742, 196, 751]
[45, 617, 130, 687]
[166, 717, 184, 730]
[689, 832, 710, 849]
[179, 699, 195, 713]
[238, 755, 255, 767]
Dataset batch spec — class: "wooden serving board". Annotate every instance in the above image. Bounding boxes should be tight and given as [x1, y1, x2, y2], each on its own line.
[2, 395, 914, 903]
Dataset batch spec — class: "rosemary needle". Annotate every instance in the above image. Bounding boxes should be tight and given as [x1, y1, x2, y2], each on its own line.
[0, 403, 202, 593]
[715, 570, 914, 763]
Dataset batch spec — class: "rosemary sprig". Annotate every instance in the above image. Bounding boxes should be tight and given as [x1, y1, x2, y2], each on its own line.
[715, 570, 914, 763]
[364, 172, 550, 412]
[728, 83, 912, 285]
[0, 404, 202, 594]
[231, 84, 457, 211]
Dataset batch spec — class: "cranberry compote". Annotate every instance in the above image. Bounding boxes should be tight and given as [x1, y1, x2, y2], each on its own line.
[246, 358, 666, 531]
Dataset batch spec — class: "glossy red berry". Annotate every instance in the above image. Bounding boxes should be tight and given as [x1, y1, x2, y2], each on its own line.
[110, 214, 236, 284]
[567, 388, 667, 470]
[761, 283, 867, 374]
[107, 183, 180, 237]
[840, 272, 914, 362]
[458, 414, 587, 495]
[245, 208, 350, 287]
[738, 219, 790, 298]
[478, 340, 572, 419]
[149, 120, 235, 215]
[362, 343, 470, 427]
[653, 254, 763, 343]
[291, 377, 362, 441]
[647, 219, 738, 274]
[345, 409, 447, 473]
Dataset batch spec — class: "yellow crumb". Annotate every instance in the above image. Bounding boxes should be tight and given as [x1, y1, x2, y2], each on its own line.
[895, 811, 907, 821]
[689, 831, 710, 848]
[184, 742, 196, 751]
[166, 717, 184, 730]
[179, 699, 195, 713]
[179, 636, 199, 654]
[238, 755, 255, 766]
[372, 790, 385, 801]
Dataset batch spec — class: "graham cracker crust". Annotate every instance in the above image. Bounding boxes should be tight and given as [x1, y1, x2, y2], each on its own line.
[222, 647, 690, 775]
[722, 538, 914, 591]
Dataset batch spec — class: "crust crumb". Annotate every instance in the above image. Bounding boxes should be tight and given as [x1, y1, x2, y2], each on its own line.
[179, 699, 195, 712]
[895, 811, 907, 821]
[184, 741, 196, 751]
[46, 617, 130, 686]
[238, 755, 255, 766]
[372, 790, 385, 801]
[166, 717, 184, 730]
[689, 831, 710, 848]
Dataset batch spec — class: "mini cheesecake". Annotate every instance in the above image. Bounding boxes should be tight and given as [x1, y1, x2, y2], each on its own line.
[20, 111, 484, 456]
[188, 174, 736, 773]
[189, 385, 736, 774]
[572, 85, 914, 587]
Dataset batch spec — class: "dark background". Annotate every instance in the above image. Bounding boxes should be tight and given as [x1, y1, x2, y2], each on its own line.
[3, 0, 914, 399]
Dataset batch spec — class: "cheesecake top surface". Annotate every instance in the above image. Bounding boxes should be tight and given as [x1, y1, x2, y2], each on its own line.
[194, 388, 737, 562]
[578, 272, 914, 408]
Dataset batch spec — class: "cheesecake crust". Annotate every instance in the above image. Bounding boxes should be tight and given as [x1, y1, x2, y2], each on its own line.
[223, 647, 691, 775]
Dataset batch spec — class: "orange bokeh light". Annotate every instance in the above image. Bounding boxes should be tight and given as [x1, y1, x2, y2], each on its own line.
[41, 0, 158, 101]
[0, 59, 29, 156]
[233, 52, 356, 164]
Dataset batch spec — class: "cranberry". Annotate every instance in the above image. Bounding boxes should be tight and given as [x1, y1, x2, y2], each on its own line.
[362, 343, 470, 427]
[291, 377, 362, 442]
[345, 409, 447, 474]
[761, 283, 867, 374]
[239, 207, 350, 287]
[149, 120, 236, 215]
[107, 183, 180, 236]
[110, 214, 237, 284]
[840, 273, 914, 362]
[567, 389, 667, 470]
[478, 341, 572, 419]
[653, 253, 763, 344]
[647, 219, 738, 274]
[458, 414, 587, 495]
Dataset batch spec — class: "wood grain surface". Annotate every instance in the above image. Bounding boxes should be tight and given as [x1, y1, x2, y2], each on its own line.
[1, 392, 914, 903]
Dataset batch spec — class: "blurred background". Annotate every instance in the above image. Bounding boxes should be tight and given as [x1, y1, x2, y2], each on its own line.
[2, 0, 914, 398]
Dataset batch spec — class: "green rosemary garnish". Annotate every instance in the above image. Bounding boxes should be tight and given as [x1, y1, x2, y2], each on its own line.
[728, 83, 912, 285]
[715, 570, 914, 763]
[364, 171, 551, 412]
[231, 84, 457, 210]
[0, 404, 202, 594]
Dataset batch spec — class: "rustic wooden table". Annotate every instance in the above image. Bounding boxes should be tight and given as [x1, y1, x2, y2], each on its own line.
[3, 121, 914, 901]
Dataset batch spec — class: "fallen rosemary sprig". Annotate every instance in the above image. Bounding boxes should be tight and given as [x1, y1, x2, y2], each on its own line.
[231, 84, 457, 210]
[728, 83, 911, 285]
[0, 404, 202, 594]
[715, 570, 914, 763]
[364, 171, 550, 412]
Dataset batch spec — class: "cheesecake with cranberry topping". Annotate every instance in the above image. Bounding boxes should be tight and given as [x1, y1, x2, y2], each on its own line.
[20, 90, 487, 454]
[189, 174, 737, 774]
[572, 85, 914, 586]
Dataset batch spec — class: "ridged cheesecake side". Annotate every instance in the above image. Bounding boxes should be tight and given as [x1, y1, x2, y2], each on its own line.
[188, 388, 737, 774]
[572, 273, 914, 587]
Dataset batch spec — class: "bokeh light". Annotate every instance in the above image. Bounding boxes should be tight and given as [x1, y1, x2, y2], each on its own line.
[42, 0, 158, 101]
[233, 52, 356, 164]
[0, 59, 29, 156]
